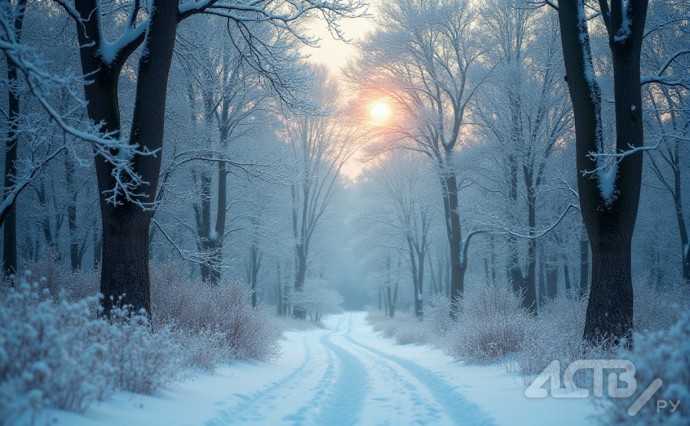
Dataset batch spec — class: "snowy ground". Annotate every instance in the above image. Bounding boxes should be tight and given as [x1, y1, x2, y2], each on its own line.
[35, 312, 597, 425]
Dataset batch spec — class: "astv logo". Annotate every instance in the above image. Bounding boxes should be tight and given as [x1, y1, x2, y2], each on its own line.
[525, 359, 680, 416]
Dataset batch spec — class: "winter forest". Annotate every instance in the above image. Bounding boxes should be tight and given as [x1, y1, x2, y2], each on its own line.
[1, 0, 689, 425]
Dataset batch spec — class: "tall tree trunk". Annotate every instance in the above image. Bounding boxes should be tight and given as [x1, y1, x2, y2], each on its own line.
[443, 168, 466, 317]
[563, 257, 572, 296]
[249, 241, 261, 307]
[524, 184, 538, 313]
[65, 152, 81, 270]
[557, 0, 647, 345]
[92, 216, 101, 270]
[672, 172, 689, 282]
[2, 0, 27, 276]
[579, 226, 590, 297]
[546, 256, 558, 300]
[538, 245, 546, 307]
[75, 0, 179, 315]
[293, 245, 307, 319]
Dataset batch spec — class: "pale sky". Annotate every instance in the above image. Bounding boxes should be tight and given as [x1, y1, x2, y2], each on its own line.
[302, 9, 376, 74]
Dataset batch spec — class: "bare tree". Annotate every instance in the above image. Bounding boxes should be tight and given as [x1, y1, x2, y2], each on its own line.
[53, 0, 364, 315]
[1, 0, 26, 275]
[641, 0, 690, 282]
[286, 67, 359, 319]
[352, 0, 493, 316]
[369, 152, 433, 319]
[477, 2, 572, 313]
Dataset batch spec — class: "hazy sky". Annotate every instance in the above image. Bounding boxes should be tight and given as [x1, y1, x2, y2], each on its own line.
[302, 8, 376, 74]
[302, 5, 380, 182]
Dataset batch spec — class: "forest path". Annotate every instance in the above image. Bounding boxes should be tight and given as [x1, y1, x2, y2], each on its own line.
[205, 312, 493, 425]
[44, 311, 595, 426]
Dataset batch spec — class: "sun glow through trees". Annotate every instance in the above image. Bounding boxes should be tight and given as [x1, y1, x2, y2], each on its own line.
[369, 101, 393, 124]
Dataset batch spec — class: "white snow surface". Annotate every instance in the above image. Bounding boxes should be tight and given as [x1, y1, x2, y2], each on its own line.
[34, 312, 596, 425]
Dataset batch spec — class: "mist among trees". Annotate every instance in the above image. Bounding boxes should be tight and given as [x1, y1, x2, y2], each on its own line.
[1, 0, 688, 424]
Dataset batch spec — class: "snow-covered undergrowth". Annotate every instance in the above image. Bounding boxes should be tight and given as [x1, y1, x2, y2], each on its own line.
[0, 262, 283, 422]
[446, 283, 529, 364]
[0, 277, 179, 423]
[519, 278, 689, 383]
[367, 278, 689, 424]
[151, 264, 281, 365]
[597, 310, 690, 425]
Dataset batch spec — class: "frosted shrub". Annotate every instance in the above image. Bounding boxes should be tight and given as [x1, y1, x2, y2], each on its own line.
[366, 310, 423, 343]
[171, 327, 230, 372]
[425, 295, 454, 341]
[0, 276, 182, 422]
[445, 283, 529, 364]
[597, 310, 690, 425]
[633, 278, 689, 332]
[102, 303, 181, 395]
[20, 254, 99, 301]
[0, 280, 113, 421]
[151, 264, 281, 363]
[394, 320, 429, 345]
[290, 278, 343, 322]
[518, 297, 588, 382]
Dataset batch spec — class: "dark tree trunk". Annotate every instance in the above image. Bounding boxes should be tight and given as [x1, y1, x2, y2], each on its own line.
[524, 184, 538, 313]
[65, 153, 81, 271]
[249, 241, 261, 307]
[75, 0, 179, 315]
[672, 173, 689, 282]
[2, 0, 27, 276]
[538, 245, 546, 307]
[92, 216, 101, 270]
[557, 0, 647, 345]
[579, 226, 590, 297]
[293, 245, 307, 319]
[443, 169, 467, 317]
[563, 258, 572, 297]
[546, 257, 558, 300]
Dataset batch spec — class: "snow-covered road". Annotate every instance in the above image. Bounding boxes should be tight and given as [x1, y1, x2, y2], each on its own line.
[207, 313, 492, 425]
[44, 312, 595, 426]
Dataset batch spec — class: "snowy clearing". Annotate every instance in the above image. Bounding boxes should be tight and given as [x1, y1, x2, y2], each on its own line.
[32, 312, 596, 426]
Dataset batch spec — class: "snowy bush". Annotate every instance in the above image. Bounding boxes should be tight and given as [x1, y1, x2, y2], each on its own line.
[518, 279, 689, 383]
[101, 303, 181, 395]
[445, 282, 529, 364]
[0, 275, 182, 422]
[289, 278, 343, 322]
[633, 278, 689, 332]
[170, 327, 230, 372]
[393, 320, 429, 345]
[596, 309, 690, 425]
[151, 264, 281, 363]
[0, 279, 113, 421]
[366, 308, 436, 346]
[19, 253, 99, 301]
[425, 295, 454, 337]
[518, 296, 588, 382]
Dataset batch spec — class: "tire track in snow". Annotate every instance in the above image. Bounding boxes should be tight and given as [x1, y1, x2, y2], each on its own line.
[333, 317, 447, 424]
[285, 316, 369, 425]
[204, 337, 321, 426]
[344, 313, 495, 426]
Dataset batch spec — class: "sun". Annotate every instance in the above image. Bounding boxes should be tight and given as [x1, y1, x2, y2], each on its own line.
[369, 101, 393, 124]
